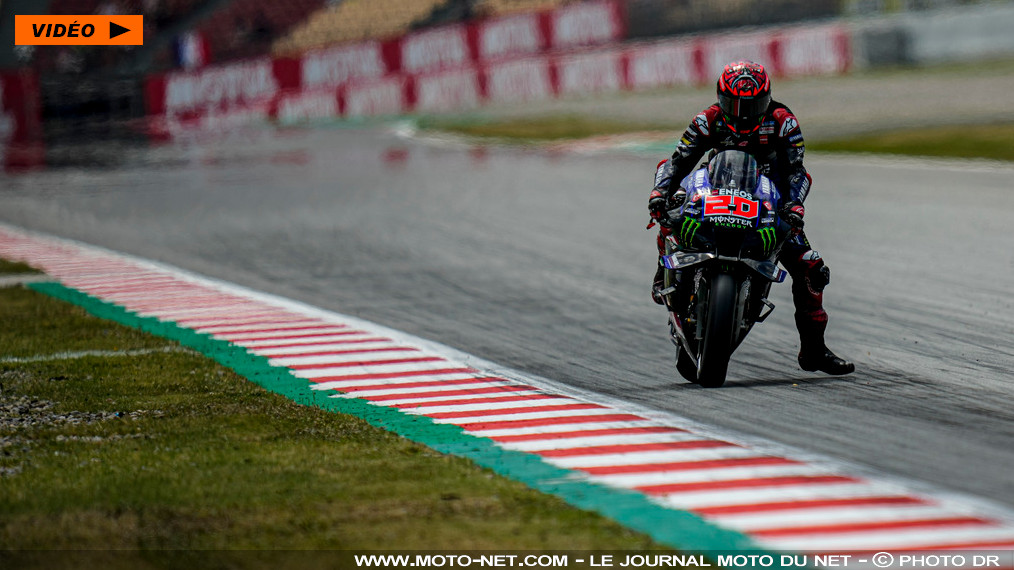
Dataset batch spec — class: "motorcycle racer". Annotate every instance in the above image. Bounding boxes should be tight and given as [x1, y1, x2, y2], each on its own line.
[648, 60, 854, 376]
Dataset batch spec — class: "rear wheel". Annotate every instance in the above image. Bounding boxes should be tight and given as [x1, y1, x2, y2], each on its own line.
[697, 273, 738, 388]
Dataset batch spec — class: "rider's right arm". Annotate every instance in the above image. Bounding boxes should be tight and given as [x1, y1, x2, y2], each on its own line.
[652, 158, 675, 198]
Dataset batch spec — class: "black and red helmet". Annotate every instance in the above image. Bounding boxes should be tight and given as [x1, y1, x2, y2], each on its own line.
[717, 61, 772, 134]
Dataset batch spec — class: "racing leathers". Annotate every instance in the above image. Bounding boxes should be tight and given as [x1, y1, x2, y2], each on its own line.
[650, 101, 854, 375]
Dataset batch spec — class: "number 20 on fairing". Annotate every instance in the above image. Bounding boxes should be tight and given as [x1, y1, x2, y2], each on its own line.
[703, 195, 760, 219]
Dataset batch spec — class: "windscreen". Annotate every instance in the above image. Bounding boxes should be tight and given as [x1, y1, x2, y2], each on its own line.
[707, 150, 759, 193]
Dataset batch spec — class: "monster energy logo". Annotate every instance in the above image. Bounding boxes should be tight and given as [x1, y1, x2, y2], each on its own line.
[680, 217, 701, 246]
[758, 226, 777, 255]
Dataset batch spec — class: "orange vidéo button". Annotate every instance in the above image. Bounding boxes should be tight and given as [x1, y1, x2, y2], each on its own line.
[15, 15, 143, 46]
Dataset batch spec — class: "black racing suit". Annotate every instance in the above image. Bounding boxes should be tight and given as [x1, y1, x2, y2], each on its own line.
[650, 101, 832, 355]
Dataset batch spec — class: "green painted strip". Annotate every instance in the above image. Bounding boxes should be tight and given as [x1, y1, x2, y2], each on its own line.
[30, 280, 777, 556]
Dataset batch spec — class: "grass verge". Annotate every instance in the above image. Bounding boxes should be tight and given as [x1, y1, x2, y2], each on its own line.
[416, 115, 672, 142]
[419, 115, 1014, 162]
[0, 259, 41, 274]
[807, 122, 1014, 162]
[0, 278, 663, 561]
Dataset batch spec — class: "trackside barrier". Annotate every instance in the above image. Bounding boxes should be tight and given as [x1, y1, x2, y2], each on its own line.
[144, 21, 851, 138]
[145, 0, 623, 117]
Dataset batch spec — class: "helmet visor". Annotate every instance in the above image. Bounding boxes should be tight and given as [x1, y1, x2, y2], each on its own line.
[718, 91, 771, 121]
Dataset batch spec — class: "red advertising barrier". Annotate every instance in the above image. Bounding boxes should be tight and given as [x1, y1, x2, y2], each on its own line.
[773, 25, 852, 76]
[150, 57, 282, 118]
[145, 0, 626, 121]
[475, 13, 545, 62]
[396, 0, 625, 74]
[342, 77, 409, 118]
[145, 19, 853, 138]
[625, 38, 699, 91]
[298, 41, 391, 90]
[483, 58, 554, 105]
[401, 24, 473, 74]
[554, 49, 625, 98]
[549, 0, 626, 49]
[275, 88, 340, 124]
[413, 68, 482, 113]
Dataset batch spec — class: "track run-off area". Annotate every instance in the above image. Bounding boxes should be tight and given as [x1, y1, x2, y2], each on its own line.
[3, 219, 1014, 554]
[1, 113, 1014, 554]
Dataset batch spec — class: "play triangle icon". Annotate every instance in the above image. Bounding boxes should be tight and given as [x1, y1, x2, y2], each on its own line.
[110, 21, 130, 39]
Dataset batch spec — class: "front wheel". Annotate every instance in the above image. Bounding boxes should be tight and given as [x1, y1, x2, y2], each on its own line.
[697, 273, 738, 388]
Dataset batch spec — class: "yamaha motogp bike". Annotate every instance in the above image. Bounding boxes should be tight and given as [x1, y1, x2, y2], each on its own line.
[653, 152, 792, 388]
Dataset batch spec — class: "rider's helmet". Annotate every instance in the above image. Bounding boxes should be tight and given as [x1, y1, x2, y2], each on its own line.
[717, 60, 771, 135]
[707, 150, 759, 192]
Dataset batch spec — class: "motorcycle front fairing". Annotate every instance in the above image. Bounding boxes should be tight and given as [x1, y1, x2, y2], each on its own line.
[662, 169, 787, 282]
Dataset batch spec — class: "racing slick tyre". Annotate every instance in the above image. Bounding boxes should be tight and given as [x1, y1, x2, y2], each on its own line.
[697, 273, 737, 388]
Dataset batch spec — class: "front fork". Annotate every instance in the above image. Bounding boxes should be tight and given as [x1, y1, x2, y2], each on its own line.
[665, 265, 706, 366]
[667, 265, 770, 360]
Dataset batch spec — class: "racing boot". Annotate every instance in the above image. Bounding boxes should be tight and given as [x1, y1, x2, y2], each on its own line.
[798, 346, 855, 375]
[651, 263, 665, 305]
[796, 313, 855, 375]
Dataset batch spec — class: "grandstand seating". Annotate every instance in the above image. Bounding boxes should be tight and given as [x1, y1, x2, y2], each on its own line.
[271, 0, 451, 56]
[470, 0, 573, 18]
[192, 0, 325, 62]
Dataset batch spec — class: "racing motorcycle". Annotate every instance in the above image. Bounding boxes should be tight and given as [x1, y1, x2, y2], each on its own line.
[653, 151, 791, 388]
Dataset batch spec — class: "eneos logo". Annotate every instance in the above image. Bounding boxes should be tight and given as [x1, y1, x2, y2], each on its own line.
[15, 15, 143, 46]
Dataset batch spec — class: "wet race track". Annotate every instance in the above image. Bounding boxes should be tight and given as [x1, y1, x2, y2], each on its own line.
[2, 122, 1013, 513]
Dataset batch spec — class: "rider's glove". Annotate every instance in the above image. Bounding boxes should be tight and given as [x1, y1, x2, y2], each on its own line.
[781, 201, 805, 229]
[648, 192, 668, 220]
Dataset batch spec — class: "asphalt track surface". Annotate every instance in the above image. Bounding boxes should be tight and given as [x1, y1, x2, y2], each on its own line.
[1, 120, 1012, 517]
